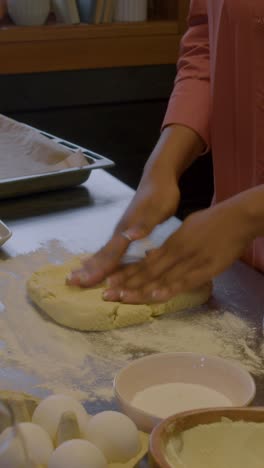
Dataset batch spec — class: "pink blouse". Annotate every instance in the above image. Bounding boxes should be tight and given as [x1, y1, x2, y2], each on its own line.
[163, 0, 264, 273]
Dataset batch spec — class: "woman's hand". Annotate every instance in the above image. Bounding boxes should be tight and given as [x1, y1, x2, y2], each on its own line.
[66, 124, 205, 288]
[67, 171, 180, 288]
[103, 195, 255, 303]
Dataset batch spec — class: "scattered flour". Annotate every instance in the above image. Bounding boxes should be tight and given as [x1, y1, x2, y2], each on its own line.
[0, 241, 263, 405]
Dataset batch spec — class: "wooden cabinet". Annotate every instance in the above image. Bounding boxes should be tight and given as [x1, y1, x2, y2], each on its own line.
[0, 0, 190, 74]
[148, 0, 189, 32]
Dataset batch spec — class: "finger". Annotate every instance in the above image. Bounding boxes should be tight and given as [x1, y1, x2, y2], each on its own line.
[115, 261, 198, 304]
[75, 207, 162, 288]
[151, 263, 213, 302]
[121, 244, 194, 290]
[162, 255, 211, 292]
[120, 223, 151, 242]
[122, 253, 168, 290]
[103, 284, 154, 304]
[115, 201, 162, 242]
[120, 267, 211, 305]
[67, 232, 130, 287]
[106, 247, 162, 288]
[119, 256, 209, 304]
[107, 237, 196, 291]
[117, 289, 151, 304]
[102, 288, 123, 302]
[103, 261, 211, 305]
[177, 269, 213, 293]
[106, 261, 144, 288]
[82, 231, 131, 268]
[119, 279, 168, 304]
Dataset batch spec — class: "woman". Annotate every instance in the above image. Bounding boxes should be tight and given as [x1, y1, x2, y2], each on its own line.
[68, 0, 264, 303]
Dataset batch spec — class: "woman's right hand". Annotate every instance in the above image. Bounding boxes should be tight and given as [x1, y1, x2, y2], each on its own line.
[67, 124, 204, 288]
[67, 168, 180, 288]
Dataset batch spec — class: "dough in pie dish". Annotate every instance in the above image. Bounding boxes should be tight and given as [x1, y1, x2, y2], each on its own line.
[27, 256, 212, 331]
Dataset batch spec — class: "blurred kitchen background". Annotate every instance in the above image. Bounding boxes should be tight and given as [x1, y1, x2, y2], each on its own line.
[0, 0, 213, 218]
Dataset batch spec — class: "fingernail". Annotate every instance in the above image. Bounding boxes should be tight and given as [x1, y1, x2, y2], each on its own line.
[106, 277, 111, 287]
[106, 276, 119, 288]
[103, 290, 115, 301]
[123, 227, 145, 240]
[66, 272, 79, 285]
[119, 290, 124, 301]
[152, 289, 168, 301]
[103, 290, 111, 300]
[103, 289, 120, 301]
[145, 249, 157, 258]
[146, 248, 158, 256]
[121, 231, 133, 242]
[78, 272, 91, 285]
[66, 272, 73, 282]
[170, 283, 182, 294]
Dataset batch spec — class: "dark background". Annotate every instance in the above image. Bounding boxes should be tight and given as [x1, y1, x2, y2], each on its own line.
[0, 65, 213, 219]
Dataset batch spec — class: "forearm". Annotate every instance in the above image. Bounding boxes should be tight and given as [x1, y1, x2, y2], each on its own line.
[142, 124, 205, 183]
[237, 185, 264, 239]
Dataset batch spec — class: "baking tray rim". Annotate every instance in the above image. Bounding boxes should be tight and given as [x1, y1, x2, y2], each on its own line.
[0, 126, 115, 186]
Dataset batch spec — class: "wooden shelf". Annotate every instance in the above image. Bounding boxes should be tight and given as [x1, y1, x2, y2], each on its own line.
[0, 21, 181, 75]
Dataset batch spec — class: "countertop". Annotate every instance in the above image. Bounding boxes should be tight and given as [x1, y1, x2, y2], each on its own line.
[0, 169, 264, 465]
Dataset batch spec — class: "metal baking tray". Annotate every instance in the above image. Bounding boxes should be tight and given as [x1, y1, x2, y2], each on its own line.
[0, 127, 115, 200]
[0, 220, 12, 246]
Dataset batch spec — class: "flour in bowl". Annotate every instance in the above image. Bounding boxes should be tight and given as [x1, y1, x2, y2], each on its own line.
[131, 383, 232, 418]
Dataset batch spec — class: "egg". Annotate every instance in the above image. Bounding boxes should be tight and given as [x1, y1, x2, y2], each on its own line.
[48, 439, 107, 468]
[84, 411, 141, 463]
[32, 394, 90, 442]
[0, 422, 53, 467]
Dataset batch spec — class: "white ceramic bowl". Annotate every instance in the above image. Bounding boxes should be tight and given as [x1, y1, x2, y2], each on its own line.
[113, 352, 256, 433]
[114, 0, 147, 22]
[7, 0, 50, 26]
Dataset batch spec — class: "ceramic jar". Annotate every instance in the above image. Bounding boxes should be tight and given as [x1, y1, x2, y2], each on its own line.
[0, 0, 7, 20]
[7, 0, 50, 26]
[114, 0, 148, 22]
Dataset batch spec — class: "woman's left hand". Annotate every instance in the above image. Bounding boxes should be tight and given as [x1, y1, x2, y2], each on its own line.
[103, 197, 254, 304]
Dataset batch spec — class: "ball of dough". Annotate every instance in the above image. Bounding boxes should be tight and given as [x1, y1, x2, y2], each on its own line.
[32, 394, 90, 441]
[85, 411, 141, 463]
[48, 439, 107, 468]
[0, 422, 53, 467]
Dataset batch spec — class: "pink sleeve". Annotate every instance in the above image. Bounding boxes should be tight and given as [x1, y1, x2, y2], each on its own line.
[162, 0, 210, 149]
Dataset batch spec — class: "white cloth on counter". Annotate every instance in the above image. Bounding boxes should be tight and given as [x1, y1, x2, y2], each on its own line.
[0, 114, 88, 180]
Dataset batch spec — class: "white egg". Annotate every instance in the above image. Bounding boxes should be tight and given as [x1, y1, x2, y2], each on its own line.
[48, 439, 107, 468]
[32, 394, 90, 441]
[0, 422, 53, 467]
[84, 411, 141, 463]
[0, 428, 24, 468]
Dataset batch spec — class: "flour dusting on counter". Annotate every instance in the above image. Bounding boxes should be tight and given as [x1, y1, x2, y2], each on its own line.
[0, 241, 263, 404]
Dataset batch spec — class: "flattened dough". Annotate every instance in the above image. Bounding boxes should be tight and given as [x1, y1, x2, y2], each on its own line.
[27, 256, 212, 331]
